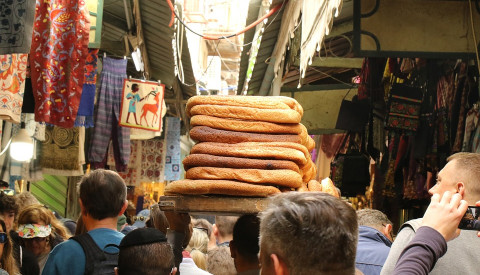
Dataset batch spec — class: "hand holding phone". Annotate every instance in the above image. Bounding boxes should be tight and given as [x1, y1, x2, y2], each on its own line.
[459, 206, 480, 230]
[422, 191, 468, 242]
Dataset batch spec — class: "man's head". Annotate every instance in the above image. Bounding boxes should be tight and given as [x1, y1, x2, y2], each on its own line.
[0, 192, 17, 232]
[429, 153, 480, 204]
[78, 169, 127, 221]
[207, 246, 236, 275]
[230, 214, 260, 272]
[357, 209, 393, 241]
[213, 216, 238, 244]
[116, 228, 176, 275]
[259, 192, 358, 275]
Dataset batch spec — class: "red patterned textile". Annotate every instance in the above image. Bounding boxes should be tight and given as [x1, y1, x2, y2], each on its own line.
[30, 0, 90, 128]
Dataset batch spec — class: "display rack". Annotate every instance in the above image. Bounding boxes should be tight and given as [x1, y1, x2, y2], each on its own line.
[159, 195, 270, 215]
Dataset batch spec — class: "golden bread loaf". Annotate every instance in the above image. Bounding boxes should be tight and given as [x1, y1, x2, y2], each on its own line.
[321, 177, 340, 198]
[307, 180, 323, 192]
[189, 126, 303, 145]
[189, 105, 302, 124]
[190, 115, 302, 134]
[186, 167, 303, 188]
[297, 183, 309, 192]
[186, 95, 303, 117]
[165, 179, 281, 197]
[183, 154, 301, 173]
[190, 142, 308, 166]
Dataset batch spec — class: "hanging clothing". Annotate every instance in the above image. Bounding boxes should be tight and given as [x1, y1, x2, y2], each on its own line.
[75, 49, 99, 128]
[30, 0, 90, 128]
[0, 1, 36, 54]
[0, 54, 28, 123]
[40, 126, 84, 176]
[108, 140, 141, 186]
[462, 106, 479, 152]
[89, 57, 130, 172]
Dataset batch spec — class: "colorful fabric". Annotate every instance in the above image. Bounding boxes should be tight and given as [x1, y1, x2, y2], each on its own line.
[0, 54, 28, 123]
[164, 117, 181, 181]
[30, 0, 90, 128]
[0, 0, 36, 54]
[386, 84, 423, 132]
[89, 57, 130, 172]
[140, 139, 164, 182]
[17, 223, 52, 238]
[75, 49, 99, 128]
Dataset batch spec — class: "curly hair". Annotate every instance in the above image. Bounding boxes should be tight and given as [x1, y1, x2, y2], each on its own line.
[17, 204, 71, 243]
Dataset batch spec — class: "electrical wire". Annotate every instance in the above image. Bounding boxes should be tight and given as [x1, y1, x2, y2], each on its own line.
[310, 66, 355, 87]
[166, 0, 286, 40]
[221, 0, 287, 48]
[179, 40, 221, 87]
[468, 0, 480, 75]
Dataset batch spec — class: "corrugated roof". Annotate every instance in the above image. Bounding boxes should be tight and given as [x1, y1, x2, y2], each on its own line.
[102, 0, 195, 113]
[238, 0, 357, 93]
[237, 0, 285, 94]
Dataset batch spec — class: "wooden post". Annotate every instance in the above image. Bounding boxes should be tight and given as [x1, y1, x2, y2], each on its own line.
[133, 0, 150, 79]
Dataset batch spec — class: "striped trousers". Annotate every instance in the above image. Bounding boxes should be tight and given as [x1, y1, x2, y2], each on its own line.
[89, 57, 130, 171]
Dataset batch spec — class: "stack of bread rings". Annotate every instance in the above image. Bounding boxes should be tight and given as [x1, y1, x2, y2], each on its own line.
[165, 95, 339, 198]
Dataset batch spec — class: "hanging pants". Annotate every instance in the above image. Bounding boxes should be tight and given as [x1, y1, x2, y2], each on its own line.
[89, 57, 130, 172]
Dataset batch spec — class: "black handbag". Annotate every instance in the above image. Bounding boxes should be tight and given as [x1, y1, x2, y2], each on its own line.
[335, 96, 370, 132]
[331, 133, 371, 197]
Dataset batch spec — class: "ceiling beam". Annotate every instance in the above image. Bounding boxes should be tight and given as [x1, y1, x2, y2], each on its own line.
[293, 57, 363, 68]
[133, 0, 151, 79]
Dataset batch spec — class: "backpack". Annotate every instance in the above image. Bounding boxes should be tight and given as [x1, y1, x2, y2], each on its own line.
[71, 233, 119, 275]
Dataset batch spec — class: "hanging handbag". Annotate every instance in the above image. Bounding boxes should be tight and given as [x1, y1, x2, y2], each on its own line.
[385, 79, 424, 132]
[331, 133, 371, 197]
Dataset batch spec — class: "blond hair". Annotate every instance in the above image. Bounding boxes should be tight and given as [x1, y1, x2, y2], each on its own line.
[0, 217, 19, 275]
[18, 204, 71, 243]
[447, 153, 480, 201]
[186, 228, 209, 271]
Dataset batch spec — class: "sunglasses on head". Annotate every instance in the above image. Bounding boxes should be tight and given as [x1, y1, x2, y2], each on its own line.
[132, 216, 148, 222]
[0, 233, 8, 244]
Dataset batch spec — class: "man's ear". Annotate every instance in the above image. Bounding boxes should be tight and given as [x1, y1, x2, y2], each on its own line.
[271, 254, 288, 275]
[79, 199, 87, 216]
[212, 224, 219, 237]
[118, 200, 128, 216]
[229, 240, 237, 258]
[383, 224, 393, 241]
[457, 182, 466, 197]
[171, 267, 177, 275]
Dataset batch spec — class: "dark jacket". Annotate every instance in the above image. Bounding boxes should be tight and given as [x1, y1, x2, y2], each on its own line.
[355, 226, 392, 275]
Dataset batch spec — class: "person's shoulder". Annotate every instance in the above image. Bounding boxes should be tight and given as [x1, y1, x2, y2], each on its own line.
[50, 238, 83, 255]
[88, 228, 125, 246]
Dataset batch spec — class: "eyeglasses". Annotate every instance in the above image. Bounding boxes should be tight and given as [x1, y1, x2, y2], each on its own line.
[24, 237, 47, 243]
[132, 216, 148, 222]
[0, 233, 7, 244]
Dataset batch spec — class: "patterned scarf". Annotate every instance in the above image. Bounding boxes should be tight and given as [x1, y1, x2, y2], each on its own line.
[30, 0, 90, 128]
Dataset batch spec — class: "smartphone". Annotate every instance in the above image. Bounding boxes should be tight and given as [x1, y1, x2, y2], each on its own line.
[458, 206, 480, 230]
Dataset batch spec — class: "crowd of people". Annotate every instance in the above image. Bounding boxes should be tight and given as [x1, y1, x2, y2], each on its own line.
[0, 152, 476, 274]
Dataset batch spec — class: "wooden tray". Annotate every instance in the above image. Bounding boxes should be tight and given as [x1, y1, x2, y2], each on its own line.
[159, 195, 270, 215]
